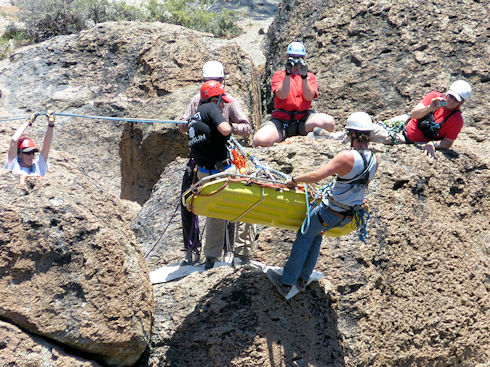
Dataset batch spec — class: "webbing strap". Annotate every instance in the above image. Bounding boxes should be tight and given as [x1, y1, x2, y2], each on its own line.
[336, 150, 375, 186]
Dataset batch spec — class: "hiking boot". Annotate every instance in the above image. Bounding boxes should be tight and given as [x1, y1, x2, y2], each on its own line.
[312, 127, 325, 136]
[296, 278, 308, 292]
[204, 256, 217, 270]
[266, 269, 291, 297]
[180, 251, 199, 266]
[233, 254, 251, 266]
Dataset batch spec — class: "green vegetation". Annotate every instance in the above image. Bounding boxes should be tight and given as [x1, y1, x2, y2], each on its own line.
[9, 0, 240, 43]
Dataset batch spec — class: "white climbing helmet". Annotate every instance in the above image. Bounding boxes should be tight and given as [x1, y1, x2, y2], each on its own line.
[447, 80, 471, 102]
[202, 60, 224, 79]
[287, 42, 306, 56]
[345, 112, 374, 131]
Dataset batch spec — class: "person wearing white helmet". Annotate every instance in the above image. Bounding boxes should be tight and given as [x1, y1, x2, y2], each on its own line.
[370, 79, 471, 158]
[267, 112, 378, 297]
[252, 41, 335, 147]
[180, 60, 252, 136]
[179, 60, 255, 267]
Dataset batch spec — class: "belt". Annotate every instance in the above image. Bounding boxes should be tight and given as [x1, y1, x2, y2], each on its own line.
[198, 160, 233, 174]
[327, 206, 352, 218]
[272, 109, 310, 122]
[197, 158, 232, 171]
[317, 207, 352, 226]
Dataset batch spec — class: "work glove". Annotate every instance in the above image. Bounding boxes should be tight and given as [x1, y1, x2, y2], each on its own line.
[297, 59, 308, 78]
[285, 58, 295, 75]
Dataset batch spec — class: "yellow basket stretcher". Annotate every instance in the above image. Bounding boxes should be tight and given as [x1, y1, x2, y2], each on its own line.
[182, 173, 356, 237]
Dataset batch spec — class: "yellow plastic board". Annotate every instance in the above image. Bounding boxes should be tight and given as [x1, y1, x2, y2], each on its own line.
[183, 178, 356, 237]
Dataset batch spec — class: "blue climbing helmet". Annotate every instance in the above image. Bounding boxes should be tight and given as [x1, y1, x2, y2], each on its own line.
[287, 42, 306, 56]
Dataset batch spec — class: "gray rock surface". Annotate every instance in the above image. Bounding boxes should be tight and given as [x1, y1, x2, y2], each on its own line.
[0, 163, 154, 366]
[0, 320, 102, 367]
[0, 0, 489, 366]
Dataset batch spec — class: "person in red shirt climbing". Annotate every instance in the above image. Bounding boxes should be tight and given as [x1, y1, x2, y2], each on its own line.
[370, 80, 471, 158]
[252, 41, 335, 147]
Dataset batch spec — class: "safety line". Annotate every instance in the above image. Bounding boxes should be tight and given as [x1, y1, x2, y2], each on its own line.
[0, 111, 185, 124]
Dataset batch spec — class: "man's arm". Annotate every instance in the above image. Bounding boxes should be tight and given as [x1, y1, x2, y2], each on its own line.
[275, 74, 291, 100]
[423, 137, 454, 158]
[228, 100, 252, 137]
[410, 97, 445, 120]
[301, 77, 316, 101]
[40, 114, 55, 161]
[287, 151, 354, 187]
[217, 121, 232, 136]
[7, 119, 31, 164]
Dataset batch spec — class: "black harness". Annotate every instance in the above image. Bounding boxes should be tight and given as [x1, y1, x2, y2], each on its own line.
[336, 151, 374, 186]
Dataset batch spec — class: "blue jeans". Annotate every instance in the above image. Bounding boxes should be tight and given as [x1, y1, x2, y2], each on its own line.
[282, 204, 352, 285]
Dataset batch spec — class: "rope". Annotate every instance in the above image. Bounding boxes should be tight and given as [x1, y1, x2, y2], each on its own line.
[52, 112, 185, 125]
[0, 115, 32, 122]
[0, 111, 185, 125]
[144, 200, 181, 259]
[379, 115, 409, 145]
[353, 205, 371, 243]
[229, 137, 289, 180]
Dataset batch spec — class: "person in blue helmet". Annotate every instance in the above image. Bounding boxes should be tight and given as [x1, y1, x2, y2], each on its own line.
[253, 41, 335, 147]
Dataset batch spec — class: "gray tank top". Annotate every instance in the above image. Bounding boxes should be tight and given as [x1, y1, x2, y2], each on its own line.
[327, 150, 376, 212]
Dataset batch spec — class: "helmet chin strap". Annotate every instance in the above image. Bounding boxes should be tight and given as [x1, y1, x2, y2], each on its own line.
[217, 95, 222, 105]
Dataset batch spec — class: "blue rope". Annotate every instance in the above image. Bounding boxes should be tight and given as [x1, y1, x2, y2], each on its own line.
[0, 115, 32, 122]
[353, 206, 371, 243]
[52, 112, 184, 124]
[0, 111, 185, 124]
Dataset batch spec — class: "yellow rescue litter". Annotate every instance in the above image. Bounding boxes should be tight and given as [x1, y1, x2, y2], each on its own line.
[183, 174, 357, 237]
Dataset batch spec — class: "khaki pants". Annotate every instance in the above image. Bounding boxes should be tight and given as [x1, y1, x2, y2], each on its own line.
[233, 222, 257, 257]
[197, 165, 255, 259]
[370, 114, 410, 145]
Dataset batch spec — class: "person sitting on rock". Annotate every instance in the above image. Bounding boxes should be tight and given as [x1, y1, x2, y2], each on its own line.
[267, 112, 378, 297]
[179, 60, 256, 266]
[186, 80, 246, 270]
[252, 41, 335, 147]
[370, 80, 471, 158]
[5, 113, 55, 177]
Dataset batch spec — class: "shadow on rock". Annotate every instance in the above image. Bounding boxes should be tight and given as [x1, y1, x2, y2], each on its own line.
[139, 269, 344, 366]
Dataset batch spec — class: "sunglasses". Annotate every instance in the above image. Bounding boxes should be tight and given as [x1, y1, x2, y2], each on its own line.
[22, 151, 36, 155]
[447, 94, 461, 102]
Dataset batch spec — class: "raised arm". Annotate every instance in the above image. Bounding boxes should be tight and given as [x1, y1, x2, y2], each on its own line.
[7, 118, 32, 164]
[40, 113, 55, 161]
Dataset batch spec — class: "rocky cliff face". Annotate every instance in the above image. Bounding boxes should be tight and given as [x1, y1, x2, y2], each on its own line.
[0, 0, 489, 366]
[0, 160, 153, 366]
[0, 21, 261, 204]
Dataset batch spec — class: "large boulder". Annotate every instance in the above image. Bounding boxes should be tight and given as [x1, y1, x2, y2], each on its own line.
[0, 320, 102, 367]
[0, 153, 154, 366]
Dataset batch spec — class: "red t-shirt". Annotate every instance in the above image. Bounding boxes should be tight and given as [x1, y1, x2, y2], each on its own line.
[271, 70, 319, 120]
[405, 91, 463, 143]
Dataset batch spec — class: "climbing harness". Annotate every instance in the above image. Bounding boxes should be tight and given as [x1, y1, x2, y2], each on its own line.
[379, 115, 409, 145]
